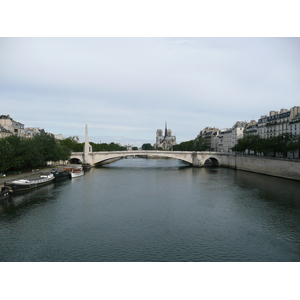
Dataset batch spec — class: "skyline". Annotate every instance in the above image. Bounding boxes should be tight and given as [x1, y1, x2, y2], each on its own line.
[1, 37, 300, 147]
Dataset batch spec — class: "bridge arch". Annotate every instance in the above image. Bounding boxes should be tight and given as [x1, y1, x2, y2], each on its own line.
[69, 157, 83, 164]
[203, 156, 220, 167]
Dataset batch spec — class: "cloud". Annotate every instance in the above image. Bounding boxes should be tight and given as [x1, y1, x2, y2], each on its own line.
[1, 37, 299, 145]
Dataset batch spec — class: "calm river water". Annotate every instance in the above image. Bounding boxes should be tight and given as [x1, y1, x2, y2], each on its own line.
[1, 158, 300, 262]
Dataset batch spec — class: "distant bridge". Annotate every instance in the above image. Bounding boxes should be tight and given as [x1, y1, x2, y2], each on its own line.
[69, 150, 234, 167]
[68, 125, 300, 180]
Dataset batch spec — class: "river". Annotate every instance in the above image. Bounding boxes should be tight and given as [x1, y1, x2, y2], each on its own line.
[1, 158, 300, 262]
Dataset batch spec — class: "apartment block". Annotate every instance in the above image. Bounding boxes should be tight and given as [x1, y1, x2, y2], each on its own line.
[197, 127, 219, 151]
[257, 106, 300, 138]
[0, 115, 25, 137]
[0, 125, 12, 138]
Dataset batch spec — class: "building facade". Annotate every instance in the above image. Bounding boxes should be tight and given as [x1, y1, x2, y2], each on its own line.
[24, 127, 45, 138]
[231, 121, 247, 148]
[197, 127, 219, 151]
[257, 106, 300, 138]
[0, 115, 25, 137]
[155, 123, 176, 150]
[244, 120, 258, 136]
[0, 125, 12, 138]
[217, 128, 231, 152]
[216, 121, 247, 152]
[289, 112, 300, 136]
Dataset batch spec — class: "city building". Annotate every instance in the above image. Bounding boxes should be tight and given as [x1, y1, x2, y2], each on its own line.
[0, 125, 12, 138]
[244, 120, 258, 136]
[231, 121, 247, 147]
[155, 122, 176, 150]
[217, 121, 247, 152]
[257, 106, 300, 138]
[124, 145, 133, 150]
[289, 112, 300, 135]
[53, 133, 64, 141]
[70, 136, 80, 143]
[0, 115, 25, 137]
[0, 115, 67, 141]
[24, 127, 45, 138]
[196, 127, 219, 151]
[217, 128, 231, 152]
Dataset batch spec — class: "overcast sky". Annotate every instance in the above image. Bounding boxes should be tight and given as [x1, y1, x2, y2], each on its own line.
[1, 37, 299, 146]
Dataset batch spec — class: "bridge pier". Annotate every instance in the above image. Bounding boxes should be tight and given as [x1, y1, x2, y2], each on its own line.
[191, 152, 203, 167]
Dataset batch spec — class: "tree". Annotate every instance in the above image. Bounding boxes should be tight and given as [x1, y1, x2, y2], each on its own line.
[56, 144, 72, 161]
[232, 135, 262, 155]
[5, 135, 27, 169]
[273, 133, 295, 157]
[173, 137, 206, 151]
[0, 139, 15, 172]
[31, 132, 59, 162]
[23, 139, 45, 168]
[289, 134, 300, 158]
[0, 133, 72, 172]
[142, 143, 154, 150]
[232, 133, 300, 158]
[193, 137, 206, 151]
[59, 138, 77, 151]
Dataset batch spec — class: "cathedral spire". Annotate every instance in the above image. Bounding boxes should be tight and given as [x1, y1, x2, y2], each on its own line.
[165, 120, 168, 137]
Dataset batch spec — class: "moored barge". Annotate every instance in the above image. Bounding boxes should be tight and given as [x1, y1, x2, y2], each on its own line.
[51, 169, 71, 180]
[4, 173, 55, 192]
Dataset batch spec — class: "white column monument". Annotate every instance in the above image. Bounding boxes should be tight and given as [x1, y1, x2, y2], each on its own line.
[84, 124, 92, 164]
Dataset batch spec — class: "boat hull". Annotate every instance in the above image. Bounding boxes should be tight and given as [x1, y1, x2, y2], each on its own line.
[70, 170, 84, 178]
[5, 174, 55, 192]
[53, 171, 71, 180]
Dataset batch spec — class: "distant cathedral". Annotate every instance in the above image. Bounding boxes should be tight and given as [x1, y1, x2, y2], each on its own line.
[155, 122, 176, 150]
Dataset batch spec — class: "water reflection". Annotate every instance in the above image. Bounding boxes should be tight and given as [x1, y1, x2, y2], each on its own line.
[0, 181, 69, 216]
[233, 170, 300, 208]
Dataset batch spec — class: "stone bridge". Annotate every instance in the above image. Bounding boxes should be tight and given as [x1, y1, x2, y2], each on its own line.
[70, 150, 233, 167]
[69, 125, 233, 168]
[67, 125, 300, 180]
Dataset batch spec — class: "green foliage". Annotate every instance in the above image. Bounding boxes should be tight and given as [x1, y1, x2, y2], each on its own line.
[232, 135, 262, 155]
[232, 133, 300, 157]
[173, 137, 206, 151]
[0, 139, 15, 171]
[142, 143, 154, 150]
[59, 138, 83, 152]
[194, 136, 207, 151]
[89, 142, 127, 151]
[62, 140, 129, 153]
[0, 133, 72, 172]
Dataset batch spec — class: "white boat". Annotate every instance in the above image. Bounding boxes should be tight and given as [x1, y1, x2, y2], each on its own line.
[70, 166, 84, 178]
[4, 173, 55, 192]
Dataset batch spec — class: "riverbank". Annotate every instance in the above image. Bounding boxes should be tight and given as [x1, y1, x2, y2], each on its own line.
[222, 154, 300, 182]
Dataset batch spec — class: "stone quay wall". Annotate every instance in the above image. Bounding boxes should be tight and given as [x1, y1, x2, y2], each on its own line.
[220, 154, 300, 181]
